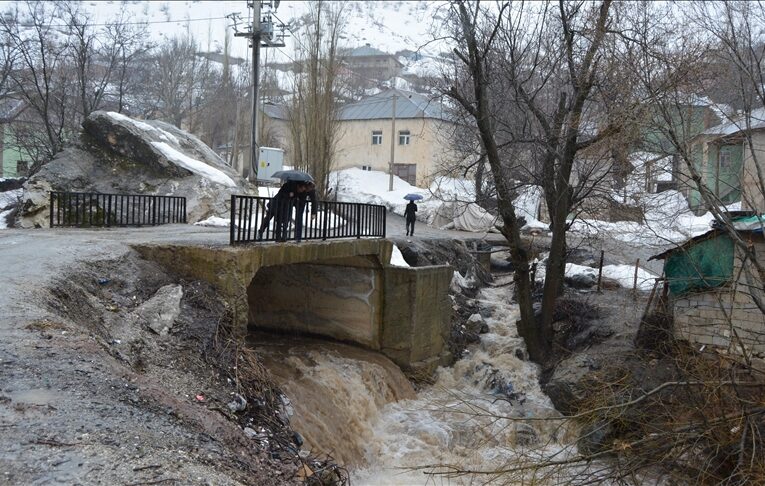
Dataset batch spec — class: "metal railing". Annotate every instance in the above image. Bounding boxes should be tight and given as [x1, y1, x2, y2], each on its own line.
[230, 194, 386, 245]
[49, 191, 186, 228]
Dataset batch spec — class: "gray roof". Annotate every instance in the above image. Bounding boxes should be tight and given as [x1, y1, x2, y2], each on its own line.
[701, 106, 765, 137]
[348, 44, 389, 57]
[338, 89, 455, 122]
[261, 102, 289, 120]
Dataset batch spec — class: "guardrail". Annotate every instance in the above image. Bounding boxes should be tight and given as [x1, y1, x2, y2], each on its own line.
[230, 194, 386, 245]
[49, 191, 186, 228]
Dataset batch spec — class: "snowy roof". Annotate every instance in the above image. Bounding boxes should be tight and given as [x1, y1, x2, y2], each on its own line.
[702, 107, 765, 137]
[338, 88, 455, 122]
[0, 98, 26, 122]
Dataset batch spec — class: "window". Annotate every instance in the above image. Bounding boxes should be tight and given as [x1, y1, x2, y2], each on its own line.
[719, 146, 732, 169]
[371, 130, 382, 145]
[398, 130, 411, 145]
[16, 160, 28, 176]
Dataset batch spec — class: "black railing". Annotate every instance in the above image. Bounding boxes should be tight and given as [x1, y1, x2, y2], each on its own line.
[229, 194, 386, 245]
[49, 191, 186, 228]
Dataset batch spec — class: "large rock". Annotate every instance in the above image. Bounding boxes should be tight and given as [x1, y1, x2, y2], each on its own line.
[131, 284, 184, 336]
[18, 111, 253, 227]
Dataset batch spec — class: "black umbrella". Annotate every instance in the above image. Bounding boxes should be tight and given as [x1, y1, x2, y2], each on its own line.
[271, 170, 314, 182]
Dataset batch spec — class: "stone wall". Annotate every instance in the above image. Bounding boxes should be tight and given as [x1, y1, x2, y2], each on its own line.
[382, 265, 453, 373]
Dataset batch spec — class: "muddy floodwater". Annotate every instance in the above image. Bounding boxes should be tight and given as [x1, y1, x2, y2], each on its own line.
[251, 278, 576, 484]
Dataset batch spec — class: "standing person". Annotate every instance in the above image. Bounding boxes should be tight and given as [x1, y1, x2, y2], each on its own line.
[294, 181, 317, 242]
[404, 200, 418, 236]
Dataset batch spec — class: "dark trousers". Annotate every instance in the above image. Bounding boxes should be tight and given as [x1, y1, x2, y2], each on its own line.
[273, 198, 292, 241]
[295, 201, 306, 241]
[406, 218, 415, 236]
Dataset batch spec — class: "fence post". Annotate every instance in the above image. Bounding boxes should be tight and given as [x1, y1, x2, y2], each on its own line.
[596, 249, 604, 292]
[49, 192, 54, 228]
[356, 204, 361, 238]
[229, 195, 236, 245]
[633, 258, 640, 296]
[382, 207, 387, 238]
[182, 198, 187, 223]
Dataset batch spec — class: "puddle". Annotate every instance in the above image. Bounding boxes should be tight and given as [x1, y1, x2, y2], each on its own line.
[9, 388, 59, 406]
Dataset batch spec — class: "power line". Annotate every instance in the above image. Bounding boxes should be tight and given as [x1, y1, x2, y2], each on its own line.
[15, 15, 231, 29]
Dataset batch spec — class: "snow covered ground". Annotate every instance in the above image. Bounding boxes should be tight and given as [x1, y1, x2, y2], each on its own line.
[570, 189, 729, 247]
[0, 188, 21, 229]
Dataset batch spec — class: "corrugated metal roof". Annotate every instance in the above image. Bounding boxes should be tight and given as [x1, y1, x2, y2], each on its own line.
[338, 88, 455, 122]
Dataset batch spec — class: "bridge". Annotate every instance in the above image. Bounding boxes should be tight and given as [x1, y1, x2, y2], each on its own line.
[134, 235, 454, 374]
[45, 191, 455, 373]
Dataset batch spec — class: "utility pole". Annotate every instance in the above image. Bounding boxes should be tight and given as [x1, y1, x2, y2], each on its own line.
[249, 1, 261, 182]
[231, 1, 286, 181]
[388, 94, 397, 191]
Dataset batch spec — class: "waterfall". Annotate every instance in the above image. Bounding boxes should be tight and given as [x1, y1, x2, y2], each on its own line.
[251, 279, 574, 484]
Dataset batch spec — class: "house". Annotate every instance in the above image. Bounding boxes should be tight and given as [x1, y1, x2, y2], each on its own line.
[684, 107, 765, 213]
[0, 98, 29, 179]
[343, 44, 403, 81]
[650, 219, 765, 357]
[333, 88, 458, 187]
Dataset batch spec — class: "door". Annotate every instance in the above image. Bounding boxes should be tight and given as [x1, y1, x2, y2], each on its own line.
[394, 163, 417, 186]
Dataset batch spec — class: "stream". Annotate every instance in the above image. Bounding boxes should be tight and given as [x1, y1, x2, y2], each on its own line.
[251, 277, 576, 485]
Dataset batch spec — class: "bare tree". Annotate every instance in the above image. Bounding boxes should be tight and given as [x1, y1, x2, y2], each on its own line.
[444, 1, 621, 361]
[287, 0, 347, 197]
[1, 1, 76, 170]
[142, 34, 206, 127]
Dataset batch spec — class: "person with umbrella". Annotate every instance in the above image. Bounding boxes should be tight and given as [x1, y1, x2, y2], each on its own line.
[404, 193, 422, 236]
[257, 170, 314, 241]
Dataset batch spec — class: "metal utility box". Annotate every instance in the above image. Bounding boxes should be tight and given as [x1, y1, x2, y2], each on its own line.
[255, 147, 284, 182]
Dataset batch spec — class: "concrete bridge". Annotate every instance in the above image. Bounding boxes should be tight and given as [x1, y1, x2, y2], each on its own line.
[134, 238, 454, 373]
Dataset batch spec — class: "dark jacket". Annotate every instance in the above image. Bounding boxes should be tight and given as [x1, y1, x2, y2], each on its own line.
[296, 188, 317, 215]
[404, 201, 418, 221]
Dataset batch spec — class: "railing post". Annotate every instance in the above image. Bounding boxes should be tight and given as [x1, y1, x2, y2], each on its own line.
[229, 195, 236, 245]
[49, 192, 54, 228]
[322, 201, 329, 240]
[382, 207, 387, 238]
[356, 204, 361, 238]
[182, 197, 187, 223]
[106, 194, 112, 227]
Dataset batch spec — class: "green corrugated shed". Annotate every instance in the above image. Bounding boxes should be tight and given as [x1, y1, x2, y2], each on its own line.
[664, 233, 734, 295]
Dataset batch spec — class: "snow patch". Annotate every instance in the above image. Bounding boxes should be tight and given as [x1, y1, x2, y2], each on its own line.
[0, 188, 22, 209]
[150, 142, 236, 187]
[602, 264, 658, 291]
[107, 111, 179, 145]
[390, 245, 410, 267]
[194, 216, 231, 228]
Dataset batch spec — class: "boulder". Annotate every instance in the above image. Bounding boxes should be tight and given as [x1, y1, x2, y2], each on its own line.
[18, 111, 254, 227]
[132, 284, 184, 336]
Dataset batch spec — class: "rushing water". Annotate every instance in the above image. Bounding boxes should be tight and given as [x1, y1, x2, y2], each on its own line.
[252, 277, 576, 485]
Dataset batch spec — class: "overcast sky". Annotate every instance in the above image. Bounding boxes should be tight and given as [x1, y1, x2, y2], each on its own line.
[16, 1, 448, 63]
